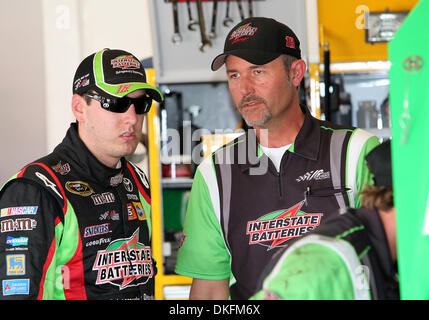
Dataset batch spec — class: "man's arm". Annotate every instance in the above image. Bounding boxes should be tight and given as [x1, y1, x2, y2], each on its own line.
[0, 180, 59, 299]
[189, 278, 230, 300]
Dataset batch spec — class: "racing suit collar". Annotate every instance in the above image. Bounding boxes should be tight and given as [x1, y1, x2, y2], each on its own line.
[54, 123, 124, 187]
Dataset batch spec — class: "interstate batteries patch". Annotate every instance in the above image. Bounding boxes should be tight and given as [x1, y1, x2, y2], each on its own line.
[246, 201, 322, 250]
[92, 228, 153, 289]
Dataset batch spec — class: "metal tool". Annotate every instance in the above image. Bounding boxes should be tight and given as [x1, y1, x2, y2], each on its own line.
[248, 0, 254, 17]
[186, 0, 198, 31]
[237, 0, 245, 21]
[196, 0, 212, 52]
[208, 0, 218, 39]
[223, 0, 233, 27]
[171, 0, 182, 44]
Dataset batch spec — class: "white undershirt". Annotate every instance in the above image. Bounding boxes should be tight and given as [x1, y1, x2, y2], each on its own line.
[259, 144, 291, 172]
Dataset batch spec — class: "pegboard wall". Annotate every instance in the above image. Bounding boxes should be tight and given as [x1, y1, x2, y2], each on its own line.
[149, 0, 308, 84]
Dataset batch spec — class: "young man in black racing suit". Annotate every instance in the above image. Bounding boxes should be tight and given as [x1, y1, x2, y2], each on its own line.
[0, 48, 163, 300]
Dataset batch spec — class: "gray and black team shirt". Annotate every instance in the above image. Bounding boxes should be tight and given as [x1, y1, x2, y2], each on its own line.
[175, 107, 380, 299]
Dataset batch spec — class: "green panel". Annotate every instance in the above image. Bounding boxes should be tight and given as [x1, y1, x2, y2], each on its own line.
[388, 0, 429, 299]
[162, 189, 190, 230]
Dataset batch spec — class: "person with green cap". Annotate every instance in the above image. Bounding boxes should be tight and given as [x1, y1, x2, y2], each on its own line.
[0, 48, 163, 300]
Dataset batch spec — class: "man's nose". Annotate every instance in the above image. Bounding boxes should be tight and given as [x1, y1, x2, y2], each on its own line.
[123, 104, 139, 124]
[239, 75, 256, 96]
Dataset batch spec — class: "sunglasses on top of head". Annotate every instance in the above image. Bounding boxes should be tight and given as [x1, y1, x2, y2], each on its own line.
[83, 92, 153, 114]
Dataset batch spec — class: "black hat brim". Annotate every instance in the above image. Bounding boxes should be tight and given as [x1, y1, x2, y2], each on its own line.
[211, 49, 282, 71]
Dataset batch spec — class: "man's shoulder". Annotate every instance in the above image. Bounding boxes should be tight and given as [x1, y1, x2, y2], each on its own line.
[318, 118, 357, 132]
[1, 151, 66, 201]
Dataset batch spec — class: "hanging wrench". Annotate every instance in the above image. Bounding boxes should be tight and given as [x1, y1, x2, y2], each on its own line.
[196, 0, 212, 52]
[248, 0, 254, 17]
[186, 0, 198, 31]
[223, 0, 233, 27]
[237, 0, 245, 21]
[208, 0, 218, 39]
[171, 0, 182, 44]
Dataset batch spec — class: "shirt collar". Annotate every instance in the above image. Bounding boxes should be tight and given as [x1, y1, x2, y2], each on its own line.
[240, 106, 320, 172]
[54, 122, 124, 187]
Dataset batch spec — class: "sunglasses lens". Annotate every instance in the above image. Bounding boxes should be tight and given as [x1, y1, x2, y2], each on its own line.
[108, 96, 152, 114]
[133, 97, 152, 114]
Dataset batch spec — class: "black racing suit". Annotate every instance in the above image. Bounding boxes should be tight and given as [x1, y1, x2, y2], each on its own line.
[0, 123, 156, 299]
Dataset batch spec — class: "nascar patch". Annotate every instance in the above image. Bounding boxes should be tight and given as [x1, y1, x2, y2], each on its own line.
[1, 206, 38, 218]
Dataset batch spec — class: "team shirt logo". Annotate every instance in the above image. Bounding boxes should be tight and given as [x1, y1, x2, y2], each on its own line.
[246, 201, 322, 250]
[93, 228, 153, 289]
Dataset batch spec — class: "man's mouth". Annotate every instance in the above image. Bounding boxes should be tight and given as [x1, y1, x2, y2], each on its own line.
[240, 96, 265, 110]
[120, 132, 136, 140]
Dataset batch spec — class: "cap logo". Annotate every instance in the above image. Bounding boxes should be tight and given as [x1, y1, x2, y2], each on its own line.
[229, 23, 258, 44]
[111, 55, 140, 69]
[285, 36, 295, 49]
[74, 74, 90, 91]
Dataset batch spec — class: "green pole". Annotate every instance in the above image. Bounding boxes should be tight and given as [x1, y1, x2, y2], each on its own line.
[389, 0, 429, 299]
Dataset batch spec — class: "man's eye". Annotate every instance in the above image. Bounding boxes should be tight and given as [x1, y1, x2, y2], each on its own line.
[229, 73, 240, 79]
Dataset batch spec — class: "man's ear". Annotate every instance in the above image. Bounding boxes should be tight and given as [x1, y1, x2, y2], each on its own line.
[290, 59, 307, 88]
[72, 94, 86, 123]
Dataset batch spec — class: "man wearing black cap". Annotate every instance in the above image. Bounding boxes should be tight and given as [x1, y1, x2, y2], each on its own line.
[0, 48, 163, 299]
[175, 17, 380, 300]
[251, 140, 399, 300]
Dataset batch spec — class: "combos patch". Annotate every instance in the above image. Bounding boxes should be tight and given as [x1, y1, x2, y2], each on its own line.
[246, 201, 322, 250]
[93, 228, 154, 289]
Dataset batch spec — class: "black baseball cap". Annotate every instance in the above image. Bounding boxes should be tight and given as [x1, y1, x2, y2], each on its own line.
[73, 48, 163, 102]
[365, 140, 392, 187]
[211, 17, 301, 71]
